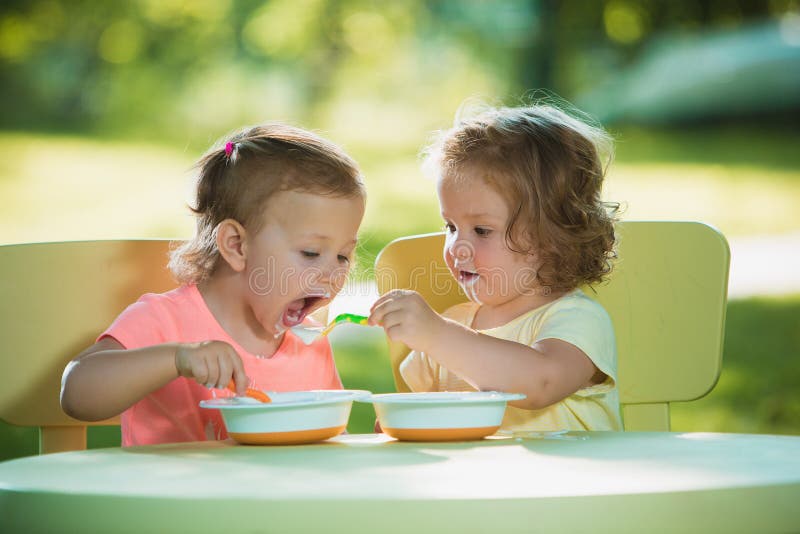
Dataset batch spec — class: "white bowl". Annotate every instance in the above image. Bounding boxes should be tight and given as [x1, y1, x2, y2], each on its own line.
[200, 390, 370, 445]
[359, 391, 525, 441]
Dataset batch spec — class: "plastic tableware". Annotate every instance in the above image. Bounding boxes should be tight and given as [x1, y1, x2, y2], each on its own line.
[200, 390, 371, 445]
[290, 313, 369, 345]
[359, 391, 526, 442]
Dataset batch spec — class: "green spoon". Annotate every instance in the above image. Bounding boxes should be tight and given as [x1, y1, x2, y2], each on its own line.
[290, 313, 369, 345]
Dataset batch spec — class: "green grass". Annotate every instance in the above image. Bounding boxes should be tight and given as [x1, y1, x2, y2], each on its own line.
[2, 128, 799, 269]
[0, 422, 121, 462]
[611, 125, 800, 171]
[331, 328, 396, 433]
[672, 294, 800, 435]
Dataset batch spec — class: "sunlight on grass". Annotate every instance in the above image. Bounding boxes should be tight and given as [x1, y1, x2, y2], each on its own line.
[0, 132, 197, 244]
[329, 328, 395, 433]
[2, 131, 799, 248]
[606, 163, 800, 236]
[671, 294, 800, 435]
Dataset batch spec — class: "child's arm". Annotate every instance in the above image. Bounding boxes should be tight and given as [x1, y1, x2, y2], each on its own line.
[60, 337, 248, 421]
[398, 350, 437, 392]
[369, 290, 600, 410]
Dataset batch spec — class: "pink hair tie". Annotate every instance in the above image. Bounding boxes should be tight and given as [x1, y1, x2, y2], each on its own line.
[224, 142, 234, 158]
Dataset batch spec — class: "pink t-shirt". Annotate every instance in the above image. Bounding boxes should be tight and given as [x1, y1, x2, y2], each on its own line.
[99, 284, 342, 446]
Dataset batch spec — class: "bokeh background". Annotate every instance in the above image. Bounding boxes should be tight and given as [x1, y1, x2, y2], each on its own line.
[1, 0, 799, 457]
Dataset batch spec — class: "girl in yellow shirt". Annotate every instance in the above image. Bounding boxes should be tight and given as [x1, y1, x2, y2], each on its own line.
[369, 102, 622, 432]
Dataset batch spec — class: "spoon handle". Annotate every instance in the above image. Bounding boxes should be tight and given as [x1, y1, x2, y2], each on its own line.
[319, 313, 369, 337]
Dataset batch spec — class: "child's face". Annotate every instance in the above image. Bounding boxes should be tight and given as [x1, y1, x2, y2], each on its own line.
[438, 170, 539, 308]
[244, 190, 365, 335]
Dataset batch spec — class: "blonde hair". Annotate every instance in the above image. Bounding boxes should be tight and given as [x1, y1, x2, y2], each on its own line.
[425, 103, 618, 292]
[169, 123, 365, 284]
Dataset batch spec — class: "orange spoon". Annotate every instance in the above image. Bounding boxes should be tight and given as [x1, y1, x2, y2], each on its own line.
[227, 380, 271, 403]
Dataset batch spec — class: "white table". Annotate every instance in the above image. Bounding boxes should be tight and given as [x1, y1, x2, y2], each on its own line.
[1, 431, 799, 533]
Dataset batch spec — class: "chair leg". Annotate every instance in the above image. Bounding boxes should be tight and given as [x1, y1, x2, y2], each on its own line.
[40, 426, 87, 454]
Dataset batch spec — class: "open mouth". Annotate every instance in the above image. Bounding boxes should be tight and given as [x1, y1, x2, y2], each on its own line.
[458, 270, 480, 285]
[280, 294, 329, 328]
[457, 270, 483, 305]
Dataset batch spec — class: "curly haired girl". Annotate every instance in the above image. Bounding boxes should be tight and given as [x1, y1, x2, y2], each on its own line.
[371, 103, 621, 432]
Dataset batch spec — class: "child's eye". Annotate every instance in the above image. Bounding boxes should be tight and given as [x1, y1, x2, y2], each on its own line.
[337, 255, 351, 264]
[444, 223, 456, 233]
[301, 251, 320, 258]
[475, 227, 491, 236]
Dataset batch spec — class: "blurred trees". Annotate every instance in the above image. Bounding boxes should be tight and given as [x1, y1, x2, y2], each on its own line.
[0, 0, 796, 142]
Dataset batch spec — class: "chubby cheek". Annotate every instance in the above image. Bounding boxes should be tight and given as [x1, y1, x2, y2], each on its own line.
[330, 267, 349, 295]
[246, 264, 271, 297]
[443, 246, 458, 276]
[247, 292, 281, 333]
[291, 267, 313, 294]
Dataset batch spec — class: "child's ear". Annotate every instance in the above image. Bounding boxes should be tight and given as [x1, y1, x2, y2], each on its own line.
[216, 219, 248, 272]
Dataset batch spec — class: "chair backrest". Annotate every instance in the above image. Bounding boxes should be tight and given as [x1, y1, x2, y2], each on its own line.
[374, 221, 730, 431]
[0, 240, 177, 453]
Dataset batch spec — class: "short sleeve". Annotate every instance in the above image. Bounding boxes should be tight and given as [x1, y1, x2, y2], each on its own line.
[534, 297, 617, 396]
[399, 350, 436, 392]
[398, 302, 476, 392]
[99, 294, 174, 350]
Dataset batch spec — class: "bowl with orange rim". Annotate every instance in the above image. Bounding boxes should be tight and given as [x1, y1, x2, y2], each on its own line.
[360, 391, 526, 441]
[200, 390, 370, 445]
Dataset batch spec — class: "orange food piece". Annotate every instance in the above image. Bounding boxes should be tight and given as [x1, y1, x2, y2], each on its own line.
[244, 388, 271, 403]
[227, 380, 271, 403]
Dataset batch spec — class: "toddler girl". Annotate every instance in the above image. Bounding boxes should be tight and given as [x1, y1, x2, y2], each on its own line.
[369, 104, 621, 432]
[61, 123, 366, 445]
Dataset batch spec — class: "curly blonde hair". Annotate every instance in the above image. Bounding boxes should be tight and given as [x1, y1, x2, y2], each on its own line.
[169, 123, 366, 284]
[425, 103, 618, 293]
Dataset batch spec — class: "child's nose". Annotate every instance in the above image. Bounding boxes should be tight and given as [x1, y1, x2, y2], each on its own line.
[448, 239, 474, 263]
[316, 264, 333, 283]
[316, 258, 345, 283]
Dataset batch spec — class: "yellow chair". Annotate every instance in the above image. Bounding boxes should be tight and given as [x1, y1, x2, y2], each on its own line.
[374, 221, 730, 431]
[0, 240, 177, 454]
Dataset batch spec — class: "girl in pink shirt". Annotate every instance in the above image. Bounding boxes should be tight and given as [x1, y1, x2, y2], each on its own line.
[60, 124, 366, 445]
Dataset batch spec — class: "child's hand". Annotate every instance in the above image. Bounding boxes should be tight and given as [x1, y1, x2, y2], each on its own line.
[369, 290, 444, 352]
[174, 341, 248, 395]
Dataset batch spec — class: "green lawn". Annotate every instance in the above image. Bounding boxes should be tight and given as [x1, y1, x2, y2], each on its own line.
[2, 127, 799, 270]
[671, 294, 800, 435]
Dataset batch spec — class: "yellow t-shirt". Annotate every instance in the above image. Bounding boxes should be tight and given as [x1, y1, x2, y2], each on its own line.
[399, 289, 622, 432]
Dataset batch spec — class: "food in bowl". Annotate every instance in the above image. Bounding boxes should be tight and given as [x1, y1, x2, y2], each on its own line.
[359, 391, 525, 441]
[200, 390, 370, 445]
